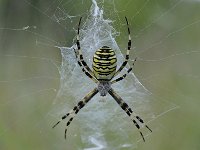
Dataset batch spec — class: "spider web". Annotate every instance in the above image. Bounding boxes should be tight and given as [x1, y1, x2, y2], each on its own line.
[0, 0, 200, 150]
[51, 0, 154, 148]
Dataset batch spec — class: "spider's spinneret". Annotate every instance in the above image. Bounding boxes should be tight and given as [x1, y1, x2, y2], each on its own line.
[92, 46, 117, 81]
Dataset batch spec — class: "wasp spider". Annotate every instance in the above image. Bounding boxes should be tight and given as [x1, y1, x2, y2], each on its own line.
[53, 17, 152, 142]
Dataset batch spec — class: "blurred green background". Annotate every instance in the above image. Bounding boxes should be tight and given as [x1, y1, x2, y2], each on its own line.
[0, 0, 200, 150]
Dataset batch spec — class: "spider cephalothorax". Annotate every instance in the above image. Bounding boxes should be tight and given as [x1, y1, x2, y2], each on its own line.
[52, 17, 152, 142]
[97, 81, 111, 96]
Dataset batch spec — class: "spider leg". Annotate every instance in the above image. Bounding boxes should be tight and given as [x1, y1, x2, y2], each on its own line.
[74, 48, 98, 83]
[108, 88, 152, 142]
[52, 88, 99, 139]
[114, 17, 132, 78]
[76, 17, 96, 78]
[111, 58, 137, 84]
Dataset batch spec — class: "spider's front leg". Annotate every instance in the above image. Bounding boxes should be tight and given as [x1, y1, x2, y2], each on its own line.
[52, 88, 98, 139]
[108, 88, 152, 142]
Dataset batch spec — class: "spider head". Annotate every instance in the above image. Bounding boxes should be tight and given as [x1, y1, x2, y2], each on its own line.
[97, 82, 111, 97]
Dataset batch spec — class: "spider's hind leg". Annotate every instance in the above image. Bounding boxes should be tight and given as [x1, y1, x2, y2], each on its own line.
[114, 17, 132, 77]
[73, 48, 98, 83]
[74, 18, 98, 83]
[111, 58, 137, 84]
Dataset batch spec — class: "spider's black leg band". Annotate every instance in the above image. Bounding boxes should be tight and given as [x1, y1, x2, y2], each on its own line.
[76, 17, 96, 79]
[111, 58, 137, 84]
[73, 48, 98, 83]
[130, 110, 152, 133]
[114, 17, 132, 77]
[108, 88, 152, 142]
[64, 88, 98, 139]
[52, 88, 99, 139]
[52, 110, 72, 128]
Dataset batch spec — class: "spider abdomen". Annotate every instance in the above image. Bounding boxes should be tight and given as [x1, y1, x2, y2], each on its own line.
[92, 46, 117, 81]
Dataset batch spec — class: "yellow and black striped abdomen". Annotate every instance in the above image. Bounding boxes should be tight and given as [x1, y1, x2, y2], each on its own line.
[92, 46, 117, 81]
